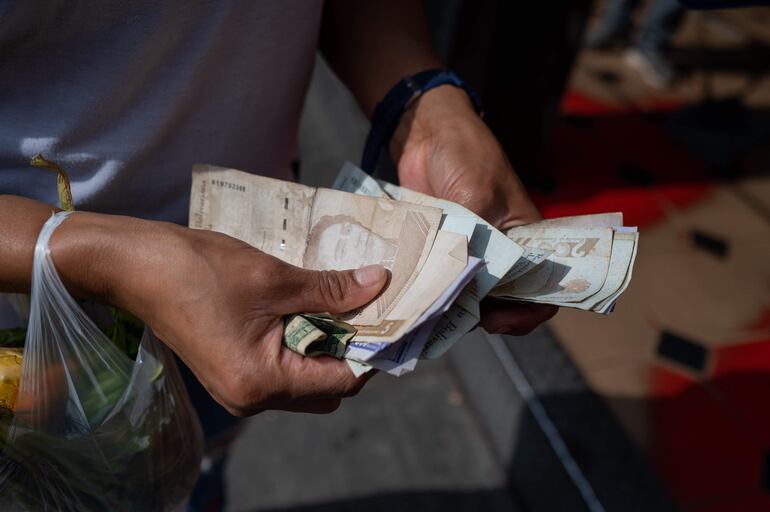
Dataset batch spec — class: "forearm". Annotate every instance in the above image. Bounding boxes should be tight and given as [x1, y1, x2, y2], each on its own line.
[0, 195, 164, 310]
[321, 0, 442, 117]
[0, 196, 61, 293]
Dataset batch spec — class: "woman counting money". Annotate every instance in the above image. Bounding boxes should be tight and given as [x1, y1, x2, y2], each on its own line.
[0, 1, 556, 508]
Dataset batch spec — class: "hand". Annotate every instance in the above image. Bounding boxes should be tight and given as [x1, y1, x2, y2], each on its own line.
[392, 85, 557, 334]
[52, 213, 388, 416]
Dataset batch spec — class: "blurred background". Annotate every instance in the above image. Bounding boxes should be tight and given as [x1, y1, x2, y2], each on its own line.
[225, 1, 770, 511]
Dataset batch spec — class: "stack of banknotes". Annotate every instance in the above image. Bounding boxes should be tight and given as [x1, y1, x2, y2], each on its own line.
[188, 163, 638, 377]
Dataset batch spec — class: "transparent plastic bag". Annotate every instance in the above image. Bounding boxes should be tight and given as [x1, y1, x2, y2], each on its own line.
[0, 211, 203, 511]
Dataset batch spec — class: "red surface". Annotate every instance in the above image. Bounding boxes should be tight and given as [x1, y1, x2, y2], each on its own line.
[697, 494, 770, 512]
[536, 91, 713, 228]
[560, 90, 686, 116]
[711, 334, 770, 447]
[649, 364, 768, 507]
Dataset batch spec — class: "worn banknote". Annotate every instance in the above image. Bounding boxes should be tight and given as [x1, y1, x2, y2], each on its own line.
[190, 164, 442, 330]
[494, 227, 614, 303]
[491, 213, 638, 313]
[332, 163, 521, 359]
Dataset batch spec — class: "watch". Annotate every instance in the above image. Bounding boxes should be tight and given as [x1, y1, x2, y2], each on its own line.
[360, 69, 483, 174]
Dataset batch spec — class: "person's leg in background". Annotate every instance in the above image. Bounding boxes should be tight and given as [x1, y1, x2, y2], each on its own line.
[625, 0, 686, 86]
[586, 0, 640, 49]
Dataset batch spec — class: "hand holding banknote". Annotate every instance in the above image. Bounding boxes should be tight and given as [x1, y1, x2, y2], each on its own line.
[91, 215, 387, 416]
[390, 85, 558, 334]
[191, 164, 638, 378]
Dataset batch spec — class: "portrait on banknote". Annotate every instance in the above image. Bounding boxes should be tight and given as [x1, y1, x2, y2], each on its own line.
[304, 208, 435, 322]
[190, 165, 443, 325]
[303, 214, 397, 270]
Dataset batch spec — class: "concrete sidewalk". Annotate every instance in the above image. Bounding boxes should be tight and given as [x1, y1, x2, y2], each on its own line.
[226, 358, 517, 512]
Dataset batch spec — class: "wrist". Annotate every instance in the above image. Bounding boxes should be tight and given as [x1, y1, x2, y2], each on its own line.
[390, 84, 479, 164]
[50, 212, 170, 315]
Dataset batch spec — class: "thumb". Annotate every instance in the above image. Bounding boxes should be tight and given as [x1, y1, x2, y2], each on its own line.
[283, 264, 388, 315]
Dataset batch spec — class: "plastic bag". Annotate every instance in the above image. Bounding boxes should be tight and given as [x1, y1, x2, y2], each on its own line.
[0, 211, 203, 511]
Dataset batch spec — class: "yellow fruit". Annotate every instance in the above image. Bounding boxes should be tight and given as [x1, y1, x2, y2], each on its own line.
[0, 348, 23, 413]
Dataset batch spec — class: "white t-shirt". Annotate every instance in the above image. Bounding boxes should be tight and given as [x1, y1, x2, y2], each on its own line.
[0, 0, 323, 223]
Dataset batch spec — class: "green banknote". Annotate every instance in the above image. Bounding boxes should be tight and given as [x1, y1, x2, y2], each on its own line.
[283, 314, 356, 359]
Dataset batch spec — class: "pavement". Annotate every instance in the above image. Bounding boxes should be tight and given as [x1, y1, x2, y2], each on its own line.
[227, 356, 515, 512]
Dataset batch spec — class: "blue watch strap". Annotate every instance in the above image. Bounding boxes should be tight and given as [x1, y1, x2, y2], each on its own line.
[360, 69, 483, 174]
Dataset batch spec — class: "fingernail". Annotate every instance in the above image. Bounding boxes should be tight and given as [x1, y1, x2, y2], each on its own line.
[354, 265, 386, 287]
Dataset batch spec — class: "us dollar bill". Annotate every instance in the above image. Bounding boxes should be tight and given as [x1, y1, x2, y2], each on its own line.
[284, 314, 356, 358]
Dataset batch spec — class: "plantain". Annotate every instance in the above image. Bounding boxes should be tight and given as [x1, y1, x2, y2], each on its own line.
[30, 153, 74, 211]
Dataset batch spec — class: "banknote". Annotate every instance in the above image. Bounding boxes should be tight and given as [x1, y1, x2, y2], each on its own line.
[189, 164, 442, 327]
[528, 212, 624, 229]
[332, 162, 390, 199]
[421, 303, 481, 359]
[494, 227, 614, 304]
[334, 163, 477, 244]
[593, 230, 639, 314]
[331, 163, 527, 356]
[333, 164, 483, 317]
[367, 318, 439, 376]
[284, 315, 326, 355]
[343, 253, 484, 360]
[346, 358, 373, 377]
[363, 255, 485, 373]
[493, 213, 637, 313]
[308, 188, 441, 326]
[353, 230, 470, 343]
[493, 213, 622, 289]
[422, 225, 622, 359]
[283, 314, 355, 358]
[495, 245, 554, 287]
[332, 164, 524, 299]
[574, 231, 638, 311]
[377, 179, 524, 301]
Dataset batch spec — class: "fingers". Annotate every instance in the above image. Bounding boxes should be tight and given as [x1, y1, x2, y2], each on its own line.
[214, 345, 375, 417]
[479, 298, 558, 335]
[279, 264, 388, 315]
[264, 354, 376, 415]
[270, 343, 376, 404]
[285, 353, 375, 399]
